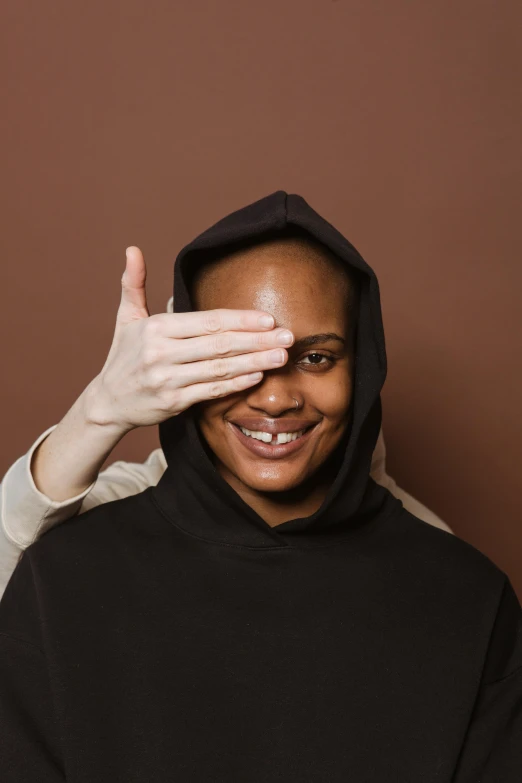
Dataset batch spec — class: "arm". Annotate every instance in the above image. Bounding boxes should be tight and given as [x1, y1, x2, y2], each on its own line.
[1, 378, 128, 553]
[2, 245, 292, 597]
[29, 378, 130, 504]
[452, 577, 522, 781]
[0, 381, 165, 600]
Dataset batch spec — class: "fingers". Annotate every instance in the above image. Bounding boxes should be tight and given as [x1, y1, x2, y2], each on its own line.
[157, 308, 276, 339]
[174, 346, 289, 389]
[144, 307, 295, 413]
[175, 371, 266, 409]
[169, 325, 294, 364]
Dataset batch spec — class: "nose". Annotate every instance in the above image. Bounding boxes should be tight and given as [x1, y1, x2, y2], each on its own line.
[244, 368, 300, 416]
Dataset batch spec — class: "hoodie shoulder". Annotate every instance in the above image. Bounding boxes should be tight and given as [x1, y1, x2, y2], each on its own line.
[388, 506, 507, 594]
[22, 487, 170, 565]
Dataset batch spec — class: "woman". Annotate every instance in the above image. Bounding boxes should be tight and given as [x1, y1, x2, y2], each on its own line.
[0, 251, 451, 601]
[0, 190, 520, 781]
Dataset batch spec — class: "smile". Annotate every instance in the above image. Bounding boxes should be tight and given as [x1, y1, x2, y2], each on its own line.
[239, 427, 307, 444]
[228, 421, 318, 460]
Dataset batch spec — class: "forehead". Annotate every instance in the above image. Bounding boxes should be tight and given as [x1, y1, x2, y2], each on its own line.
[190, 239, 352, 334]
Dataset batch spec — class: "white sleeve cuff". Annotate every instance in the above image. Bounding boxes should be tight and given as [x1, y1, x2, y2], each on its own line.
[1, 424, 97, 549]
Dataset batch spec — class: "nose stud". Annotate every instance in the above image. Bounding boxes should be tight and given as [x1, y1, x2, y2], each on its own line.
[267, 394, 300, 410]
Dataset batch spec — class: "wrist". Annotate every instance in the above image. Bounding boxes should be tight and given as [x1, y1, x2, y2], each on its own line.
[81, 376, 132, 436]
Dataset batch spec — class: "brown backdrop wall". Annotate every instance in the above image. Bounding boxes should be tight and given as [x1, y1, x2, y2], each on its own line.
[2, 1, 521, 595]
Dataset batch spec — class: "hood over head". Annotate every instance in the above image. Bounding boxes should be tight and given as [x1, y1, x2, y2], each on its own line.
[154, 191, 402, 548]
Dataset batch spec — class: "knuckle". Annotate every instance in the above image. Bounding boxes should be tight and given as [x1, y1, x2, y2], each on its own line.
[210, 358, 228, 378]
[213, 334, 232, 355]
[146, 367, 166, 390]
[159, 387, 179, 412]
[252, 352, 266, 370]
[144, 317, 160, 337]
[252, 331, 267, 349]
[208, 382, 225, 398]
[141, 344, 161, 367]
[203, 310, 223, 333]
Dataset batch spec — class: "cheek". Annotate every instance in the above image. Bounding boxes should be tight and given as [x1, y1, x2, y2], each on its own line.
[195, 393, 238, 418]
[305, 367, 353, 419]
[194, 400, 225, 435]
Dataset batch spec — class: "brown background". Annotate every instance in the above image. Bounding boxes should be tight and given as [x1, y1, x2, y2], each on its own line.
[1, 2, 521, 595]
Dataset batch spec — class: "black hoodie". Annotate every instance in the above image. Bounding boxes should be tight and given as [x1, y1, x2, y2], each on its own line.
[1, 191, 521, 782]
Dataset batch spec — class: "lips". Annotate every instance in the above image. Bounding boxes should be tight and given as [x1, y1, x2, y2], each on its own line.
[227, 420, 319, 460]
[229, 417, 318, 434]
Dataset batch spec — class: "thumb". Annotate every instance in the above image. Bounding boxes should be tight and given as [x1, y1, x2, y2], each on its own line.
[118, 246, 150, 324]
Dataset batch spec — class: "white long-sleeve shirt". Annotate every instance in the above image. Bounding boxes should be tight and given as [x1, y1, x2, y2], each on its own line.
[0, 295, 453, 599]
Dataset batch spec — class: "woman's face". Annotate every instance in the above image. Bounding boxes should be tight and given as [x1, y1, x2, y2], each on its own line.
[192, 237, 356, 495]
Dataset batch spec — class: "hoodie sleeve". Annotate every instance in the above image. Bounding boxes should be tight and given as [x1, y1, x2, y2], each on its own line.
[452, 576, 522, 781]
[0, 551, 66, 781]
[1, 425, 97, 544]
[369, 428, 453, 534]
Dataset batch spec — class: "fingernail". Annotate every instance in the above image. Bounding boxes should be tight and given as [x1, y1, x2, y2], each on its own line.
[258, 315, 274, 328]
[276, 330, 293, 345]
[270, 350, 285, 363]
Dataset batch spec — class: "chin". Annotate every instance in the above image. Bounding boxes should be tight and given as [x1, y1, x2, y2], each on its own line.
[233, 463, 311, 494]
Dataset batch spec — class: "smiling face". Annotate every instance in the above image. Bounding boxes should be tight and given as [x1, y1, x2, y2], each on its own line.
[190, 233, 359, 498]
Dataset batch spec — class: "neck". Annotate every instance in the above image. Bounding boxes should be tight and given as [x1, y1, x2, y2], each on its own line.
[217, 468, 332, 527]
[214, 437, 348, 528]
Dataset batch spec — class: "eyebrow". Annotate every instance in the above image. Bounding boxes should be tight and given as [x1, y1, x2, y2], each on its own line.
[291, 333, 346, 350]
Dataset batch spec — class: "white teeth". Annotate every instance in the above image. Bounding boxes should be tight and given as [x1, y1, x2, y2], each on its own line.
[239, 427, 306, 444]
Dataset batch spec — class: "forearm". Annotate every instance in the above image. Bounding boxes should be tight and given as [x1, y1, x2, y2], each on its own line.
[30, 377, 130, 503]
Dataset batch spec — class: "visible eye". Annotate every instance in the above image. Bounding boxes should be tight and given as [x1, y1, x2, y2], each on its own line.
[297, 352, 337, 370]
